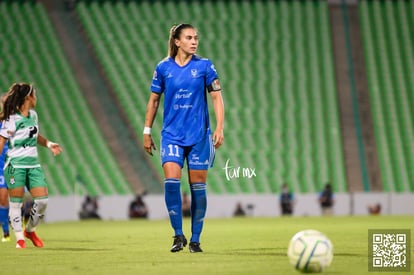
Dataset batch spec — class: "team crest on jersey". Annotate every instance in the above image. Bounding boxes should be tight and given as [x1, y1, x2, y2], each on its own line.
[191, 69, 198, 78]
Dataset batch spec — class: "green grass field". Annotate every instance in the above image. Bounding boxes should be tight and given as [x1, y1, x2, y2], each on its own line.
[2, 216, 413, 274]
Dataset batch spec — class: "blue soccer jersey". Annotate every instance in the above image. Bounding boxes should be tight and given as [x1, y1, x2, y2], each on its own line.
[0, 122, 7, 189]
[151, 55, 219, 146]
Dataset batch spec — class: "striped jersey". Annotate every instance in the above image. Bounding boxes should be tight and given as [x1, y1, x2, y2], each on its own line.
[150, 55, 219, 146]
[0, 110, 41, 168]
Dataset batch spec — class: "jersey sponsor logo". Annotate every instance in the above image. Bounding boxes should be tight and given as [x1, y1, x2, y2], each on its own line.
[176, 89, 192, 99]
[188, 160, 208, 166]
[28, 126, 38, 138]
[179, 104, 192, 109]
[173, 104, 193, 110]
[17, 122, 26, 130]
[175, 93, 192, 99]
[188, 154, 209, 166]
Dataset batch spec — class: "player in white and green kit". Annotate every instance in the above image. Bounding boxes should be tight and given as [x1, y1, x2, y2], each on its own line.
[0, 83, 62, 249]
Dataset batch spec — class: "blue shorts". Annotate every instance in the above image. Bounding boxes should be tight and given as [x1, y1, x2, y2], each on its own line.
[0, 175, 6, 189]
[160, 134, 215, 170]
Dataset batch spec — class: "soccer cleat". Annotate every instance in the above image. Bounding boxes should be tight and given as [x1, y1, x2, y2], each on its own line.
[189, 242, 203, 253]
[2, 233, 10, 242]
[2, 236, 10, 242]
[24, 230, 44, 247]
[16, 239, 26, 249]
[170, 235, 187, 252]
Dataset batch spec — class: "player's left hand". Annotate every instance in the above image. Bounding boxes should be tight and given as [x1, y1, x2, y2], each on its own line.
[49, 142, 63, 156]
[213, 129, 224, 149]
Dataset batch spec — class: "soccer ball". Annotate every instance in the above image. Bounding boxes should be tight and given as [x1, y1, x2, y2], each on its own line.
[287, 229, 333, 273]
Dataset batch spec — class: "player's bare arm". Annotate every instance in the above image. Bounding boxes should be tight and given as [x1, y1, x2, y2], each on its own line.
[143, 92, 161, 155]
[0, 136, 6, 154]
[210, 90, 224, 148]
[37, 134, 62, 156]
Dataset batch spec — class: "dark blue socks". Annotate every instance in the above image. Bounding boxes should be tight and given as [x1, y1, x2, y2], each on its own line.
[190, 183, 207, 243]
[165, 179, 207, 243]
[164, 178, 183, 236]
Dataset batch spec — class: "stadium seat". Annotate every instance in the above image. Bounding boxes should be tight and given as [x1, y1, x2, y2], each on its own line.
[359, 0, 414, 192]
[73, 0, 348, 194]
[0, 1, 132, 196]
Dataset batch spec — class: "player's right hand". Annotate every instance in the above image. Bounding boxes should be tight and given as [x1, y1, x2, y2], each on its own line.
[143, 135, 156, 156]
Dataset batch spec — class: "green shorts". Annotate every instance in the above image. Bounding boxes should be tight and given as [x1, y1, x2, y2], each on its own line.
[5, 165, 47, 190]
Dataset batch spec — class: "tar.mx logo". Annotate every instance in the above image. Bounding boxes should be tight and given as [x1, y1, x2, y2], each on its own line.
[222, 159, 256, 181]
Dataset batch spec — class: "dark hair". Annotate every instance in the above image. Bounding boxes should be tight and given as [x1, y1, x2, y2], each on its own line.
[168, 23, 195, 58]
[0, 83, 33, 121]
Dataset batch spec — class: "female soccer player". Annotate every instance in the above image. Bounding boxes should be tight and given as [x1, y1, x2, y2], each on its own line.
[0, 140, 9, 243]
[143, 24, 224, 253]
[0, 94, 10, 242]
[0, 83, 62, 248]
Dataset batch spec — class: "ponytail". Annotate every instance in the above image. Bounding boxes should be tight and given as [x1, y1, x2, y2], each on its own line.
[0, 83, 33, 121]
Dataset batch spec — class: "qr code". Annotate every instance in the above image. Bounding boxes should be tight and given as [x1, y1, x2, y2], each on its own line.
[369, 229, 411, 272]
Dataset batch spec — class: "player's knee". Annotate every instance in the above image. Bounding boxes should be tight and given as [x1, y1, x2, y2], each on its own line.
[33, 198, 48, 214]
[9, 187, 25, 198]
[188, 170, 208, 183]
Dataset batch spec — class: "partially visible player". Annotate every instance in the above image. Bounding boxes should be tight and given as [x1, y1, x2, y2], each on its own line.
[0, 83, 63, 249]
[0, 94, 9, 242]
[143, 24, 224, 253]
[0, 129, 8, 242]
